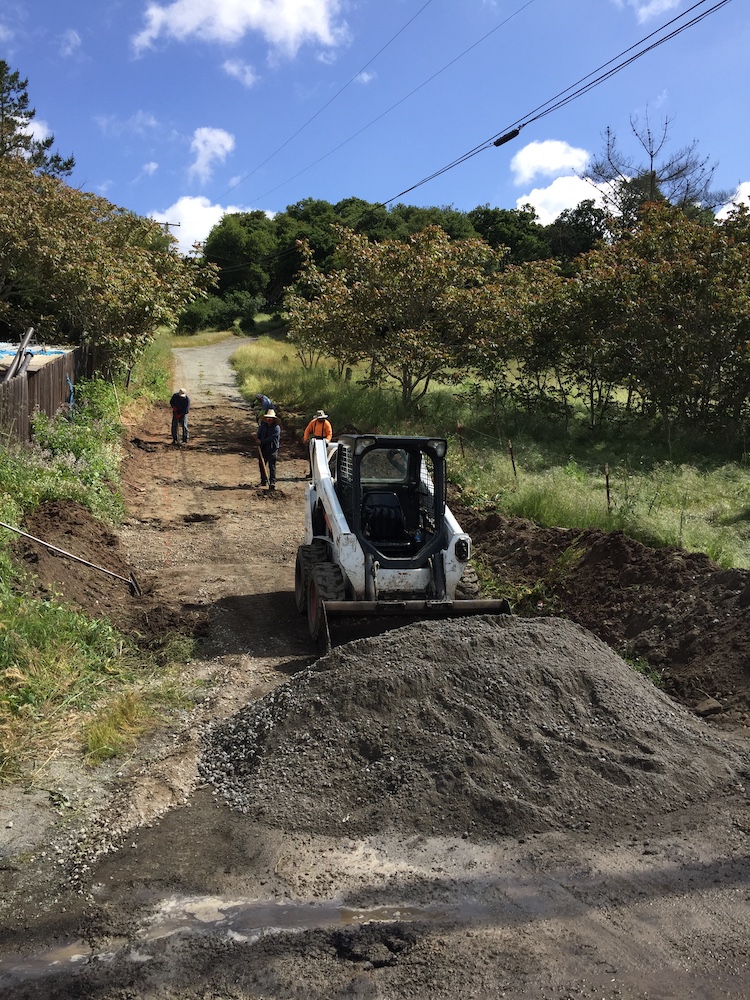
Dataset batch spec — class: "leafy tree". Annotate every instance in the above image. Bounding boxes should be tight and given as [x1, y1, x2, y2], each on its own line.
[0, 60, 74, 177]
[544, 200, 610, 265]
[333, 197, 407, 241]
[389, 203, 478, 241]
[468, 204, 550, 263]
[585, 114, 730, 226]
[570, 202, 750, 441]
[468, 258, 568, 415]
[203, 210, 276, 297]
[286, 225, 504, 409]
[0, 157, 216, 368]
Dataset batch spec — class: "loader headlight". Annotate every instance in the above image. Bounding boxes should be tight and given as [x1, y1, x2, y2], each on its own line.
[455, 538, 470, 562]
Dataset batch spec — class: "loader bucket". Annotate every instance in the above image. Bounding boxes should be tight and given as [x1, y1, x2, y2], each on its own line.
[316, 597, 513, 654]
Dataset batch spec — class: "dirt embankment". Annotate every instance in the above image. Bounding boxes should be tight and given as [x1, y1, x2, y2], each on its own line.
[1, 339, 749, 1000]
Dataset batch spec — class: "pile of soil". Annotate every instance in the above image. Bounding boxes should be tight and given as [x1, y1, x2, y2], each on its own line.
[202, 616, 749, 841]
[459, 510, 750, 721]
[15, 499, 204, 645]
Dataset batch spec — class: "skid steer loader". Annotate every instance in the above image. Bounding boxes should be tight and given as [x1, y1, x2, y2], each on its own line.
[295, 433, 511, 650]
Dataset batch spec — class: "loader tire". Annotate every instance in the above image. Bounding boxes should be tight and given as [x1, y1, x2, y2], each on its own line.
[455, 564, 481, 600]
[294, 541, 330, 614]
[294, 547, 312, 614]
[307, 563, 345, 644]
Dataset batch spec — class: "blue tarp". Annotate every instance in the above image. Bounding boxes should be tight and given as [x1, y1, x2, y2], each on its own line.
[0, 343, 66, 359]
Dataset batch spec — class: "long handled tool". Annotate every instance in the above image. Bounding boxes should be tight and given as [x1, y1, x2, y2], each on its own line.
[257, 446, 270, 486]
[0, 520, 143, 596]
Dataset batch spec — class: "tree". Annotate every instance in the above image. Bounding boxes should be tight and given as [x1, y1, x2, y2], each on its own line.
[544, 200, 610, 265]
[467, 204, 550, 263]
[468, 258, 568, 415]
[389, 203, 478, 241]
[203, 211, 276, 297]
[286, 225, 504, 409]
[569, 202, 750, 441]
[585, 114, 729, 226]
[0, 60, 74, 177]
[0, 157, 216, 368]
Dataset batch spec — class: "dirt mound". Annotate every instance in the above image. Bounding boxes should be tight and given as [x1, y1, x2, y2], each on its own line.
[201, 616, 749, 840]
[460, 510, 750, 720]
[15, 500, 198, 644]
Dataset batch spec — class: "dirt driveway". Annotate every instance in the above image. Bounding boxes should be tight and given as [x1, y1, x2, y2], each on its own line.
[1, 340, 749, 999]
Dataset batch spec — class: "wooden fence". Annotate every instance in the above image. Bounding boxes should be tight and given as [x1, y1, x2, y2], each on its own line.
[0, 347, 87, 445]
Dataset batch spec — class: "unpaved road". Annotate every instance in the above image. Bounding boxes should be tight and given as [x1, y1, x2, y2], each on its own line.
[1, 339, 749, 999]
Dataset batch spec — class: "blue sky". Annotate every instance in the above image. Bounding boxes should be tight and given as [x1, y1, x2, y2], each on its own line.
[2, 0, 747, 253]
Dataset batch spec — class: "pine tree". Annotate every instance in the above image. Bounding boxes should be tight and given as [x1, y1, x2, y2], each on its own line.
[0, 60, 74, 177]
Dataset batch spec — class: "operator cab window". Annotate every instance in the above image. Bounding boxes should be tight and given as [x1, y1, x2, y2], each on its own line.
[360, 448, 410, 486]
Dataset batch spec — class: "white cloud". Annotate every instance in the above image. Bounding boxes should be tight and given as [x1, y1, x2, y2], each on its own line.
[0, 23, 12, 43]
[142, 161, 159, 176]
[25, 117, 52, 144]
[59, 28, 82, 58]
[188, 126, 235, 183]
[613, 0, 681, 23]
[716, 182, 750, 220]
[95, 110, 159, 136]
[133, 0, 347, 58]
[510, 140, 589, 186]
[150, 195, 264, 254]
[515, 175, 606, 225]
[223, 58, 258, 88]
[355, 70, 375, 84]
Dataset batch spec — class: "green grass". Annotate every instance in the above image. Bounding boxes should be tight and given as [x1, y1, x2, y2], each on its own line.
[0, 336, 199, 782]
[229, 327, 750, 568]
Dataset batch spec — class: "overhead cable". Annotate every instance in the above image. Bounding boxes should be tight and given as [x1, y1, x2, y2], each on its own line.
[220, 0, 437, 198]
[241, 0, 539, 205]
[381, 0, 734, 206]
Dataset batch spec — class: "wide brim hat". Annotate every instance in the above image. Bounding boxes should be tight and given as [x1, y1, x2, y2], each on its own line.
[178, 388, 187, 396]
[264, 409, 277, 419]
[314, 409, 328, 418]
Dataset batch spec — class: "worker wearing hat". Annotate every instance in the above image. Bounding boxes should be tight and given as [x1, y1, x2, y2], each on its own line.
[257, 408, 281, 490]
[169, 387, 190, 445]
[254, 392, 275, 421]
[303, 408, 332, 477]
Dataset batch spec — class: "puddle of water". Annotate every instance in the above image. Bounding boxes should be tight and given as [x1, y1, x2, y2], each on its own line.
[0, 895, 471, 986]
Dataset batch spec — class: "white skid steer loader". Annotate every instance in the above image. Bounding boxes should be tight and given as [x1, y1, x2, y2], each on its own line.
[295, 433, 511, 650]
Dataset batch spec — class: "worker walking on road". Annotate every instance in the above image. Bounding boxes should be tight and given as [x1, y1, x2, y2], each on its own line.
[169, 387, 190, 445]
[257, 408, 281, 490]
[303, 408, 332, 477]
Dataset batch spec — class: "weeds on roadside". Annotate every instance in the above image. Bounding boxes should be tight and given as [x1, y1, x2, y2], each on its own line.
[0, 338, 200, 781]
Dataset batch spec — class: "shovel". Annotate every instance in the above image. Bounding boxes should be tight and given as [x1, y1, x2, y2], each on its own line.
[257, 446, 271, 487]
[0, 520, 143, 596]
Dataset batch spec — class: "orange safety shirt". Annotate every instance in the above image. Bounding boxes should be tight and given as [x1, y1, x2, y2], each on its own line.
[303, 418, 332, 443]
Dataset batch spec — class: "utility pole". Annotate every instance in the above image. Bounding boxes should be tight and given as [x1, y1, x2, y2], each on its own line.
[162, 220, 181, 251]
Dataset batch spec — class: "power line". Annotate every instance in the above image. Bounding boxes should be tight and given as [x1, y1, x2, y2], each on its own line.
[237, 0, 539, 206]
[380, 0, 734, 205]
[220, 0, 437, 199]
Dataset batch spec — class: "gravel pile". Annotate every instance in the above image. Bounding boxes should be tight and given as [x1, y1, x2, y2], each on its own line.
[200, 616, 749, 839]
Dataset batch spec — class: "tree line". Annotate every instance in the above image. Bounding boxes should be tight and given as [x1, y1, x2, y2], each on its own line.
[284, 202, 750, 442]
[182, 196, 611, 333]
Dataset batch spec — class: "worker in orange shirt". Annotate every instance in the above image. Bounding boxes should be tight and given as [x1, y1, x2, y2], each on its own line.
[303, 408, 332, 477]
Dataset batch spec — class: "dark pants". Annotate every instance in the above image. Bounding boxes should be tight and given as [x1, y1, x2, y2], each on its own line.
[259, 446, 277, 486]
[171, 412, 188, 442]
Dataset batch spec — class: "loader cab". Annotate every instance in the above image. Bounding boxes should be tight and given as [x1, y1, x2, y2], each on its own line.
[335, 434, 448, 564]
